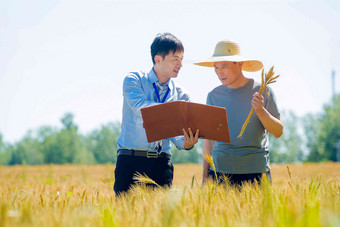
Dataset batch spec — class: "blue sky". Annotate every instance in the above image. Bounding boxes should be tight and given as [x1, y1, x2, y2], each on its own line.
[1, 0, 340, 143]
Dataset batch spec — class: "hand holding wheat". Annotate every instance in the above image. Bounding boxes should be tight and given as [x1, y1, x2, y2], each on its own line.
[237, 66, 279, 139]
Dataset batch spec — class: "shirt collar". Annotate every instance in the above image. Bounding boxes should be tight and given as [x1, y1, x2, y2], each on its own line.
[149, 68, 173, 90]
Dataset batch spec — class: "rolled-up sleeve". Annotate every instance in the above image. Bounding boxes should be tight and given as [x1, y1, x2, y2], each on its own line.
[170, 136, 185, 150]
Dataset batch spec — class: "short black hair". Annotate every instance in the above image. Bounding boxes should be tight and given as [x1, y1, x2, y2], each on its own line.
[150, 33, 184, 64]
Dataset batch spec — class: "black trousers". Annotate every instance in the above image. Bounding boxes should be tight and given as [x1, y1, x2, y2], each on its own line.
[114, 155, 174, 196]
[209, 170, 272, 187]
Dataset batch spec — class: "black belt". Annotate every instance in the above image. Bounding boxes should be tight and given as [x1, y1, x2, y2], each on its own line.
[117, 149, 171, 159]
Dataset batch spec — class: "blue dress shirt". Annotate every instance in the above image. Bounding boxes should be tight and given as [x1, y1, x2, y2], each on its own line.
[117, 68, 190, 155]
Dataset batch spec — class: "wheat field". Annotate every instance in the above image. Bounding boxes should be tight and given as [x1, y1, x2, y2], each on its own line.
[0, 163, 339, 227]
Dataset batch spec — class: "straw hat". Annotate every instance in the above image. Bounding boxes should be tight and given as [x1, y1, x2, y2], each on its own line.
[194, 40, 263, 72]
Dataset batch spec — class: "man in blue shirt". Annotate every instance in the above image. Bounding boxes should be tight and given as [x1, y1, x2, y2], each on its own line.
[195, 39, 283, 186]
[114, 33, 199, 195]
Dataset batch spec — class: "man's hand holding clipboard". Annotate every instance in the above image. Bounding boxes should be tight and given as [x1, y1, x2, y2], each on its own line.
[141, 101, 230, 143]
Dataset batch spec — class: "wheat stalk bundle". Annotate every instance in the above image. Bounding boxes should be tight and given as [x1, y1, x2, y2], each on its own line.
[237, 66, 279, 139]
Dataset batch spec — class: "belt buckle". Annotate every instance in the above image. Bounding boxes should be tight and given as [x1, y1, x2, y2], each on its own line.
[146, 150, 158, 158]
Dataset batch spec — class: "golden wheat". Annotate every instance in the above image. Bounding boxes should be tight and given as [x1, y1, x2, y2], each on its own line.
[237, 66, 280, 139]
[0, 163, 339, 227]
[133, 172, 162, 188]
[204, 154, 218, 181]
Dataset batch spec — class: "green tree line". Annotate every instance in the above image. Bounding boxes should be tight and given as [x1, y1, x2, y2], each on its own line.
[0, 113, 200, 165]
[0, 95, 339, 165]
[269, 94, 340, 163]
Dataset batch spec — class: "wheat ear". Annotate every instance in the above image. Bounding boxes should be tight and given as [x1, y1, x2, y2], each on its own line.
[133, 172, 161, 188]
[204, 154, 218, 181]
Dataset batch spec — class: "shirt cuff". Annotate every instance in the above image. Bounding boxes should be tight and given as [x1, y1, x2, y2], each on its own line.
[184, 145, 194, 150]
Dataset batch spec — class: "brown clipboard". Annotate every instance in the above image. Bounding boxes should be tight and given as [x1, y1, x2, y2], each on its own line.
[141, 101, 230, 143]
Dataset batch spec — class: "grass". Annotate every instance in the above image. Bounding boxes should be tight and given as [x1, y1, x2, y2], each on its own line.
[0, 163, 339, 227]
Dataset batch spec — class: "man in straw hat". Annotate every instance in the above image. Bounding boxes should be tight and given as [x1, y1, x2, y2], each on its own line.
[195, 40, 283, 186]
[114, 33, 199, 196]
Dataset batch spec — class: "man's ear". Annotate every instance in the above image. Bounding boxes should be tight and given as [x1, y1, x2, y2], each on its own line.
[154, 55, 162, 64]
